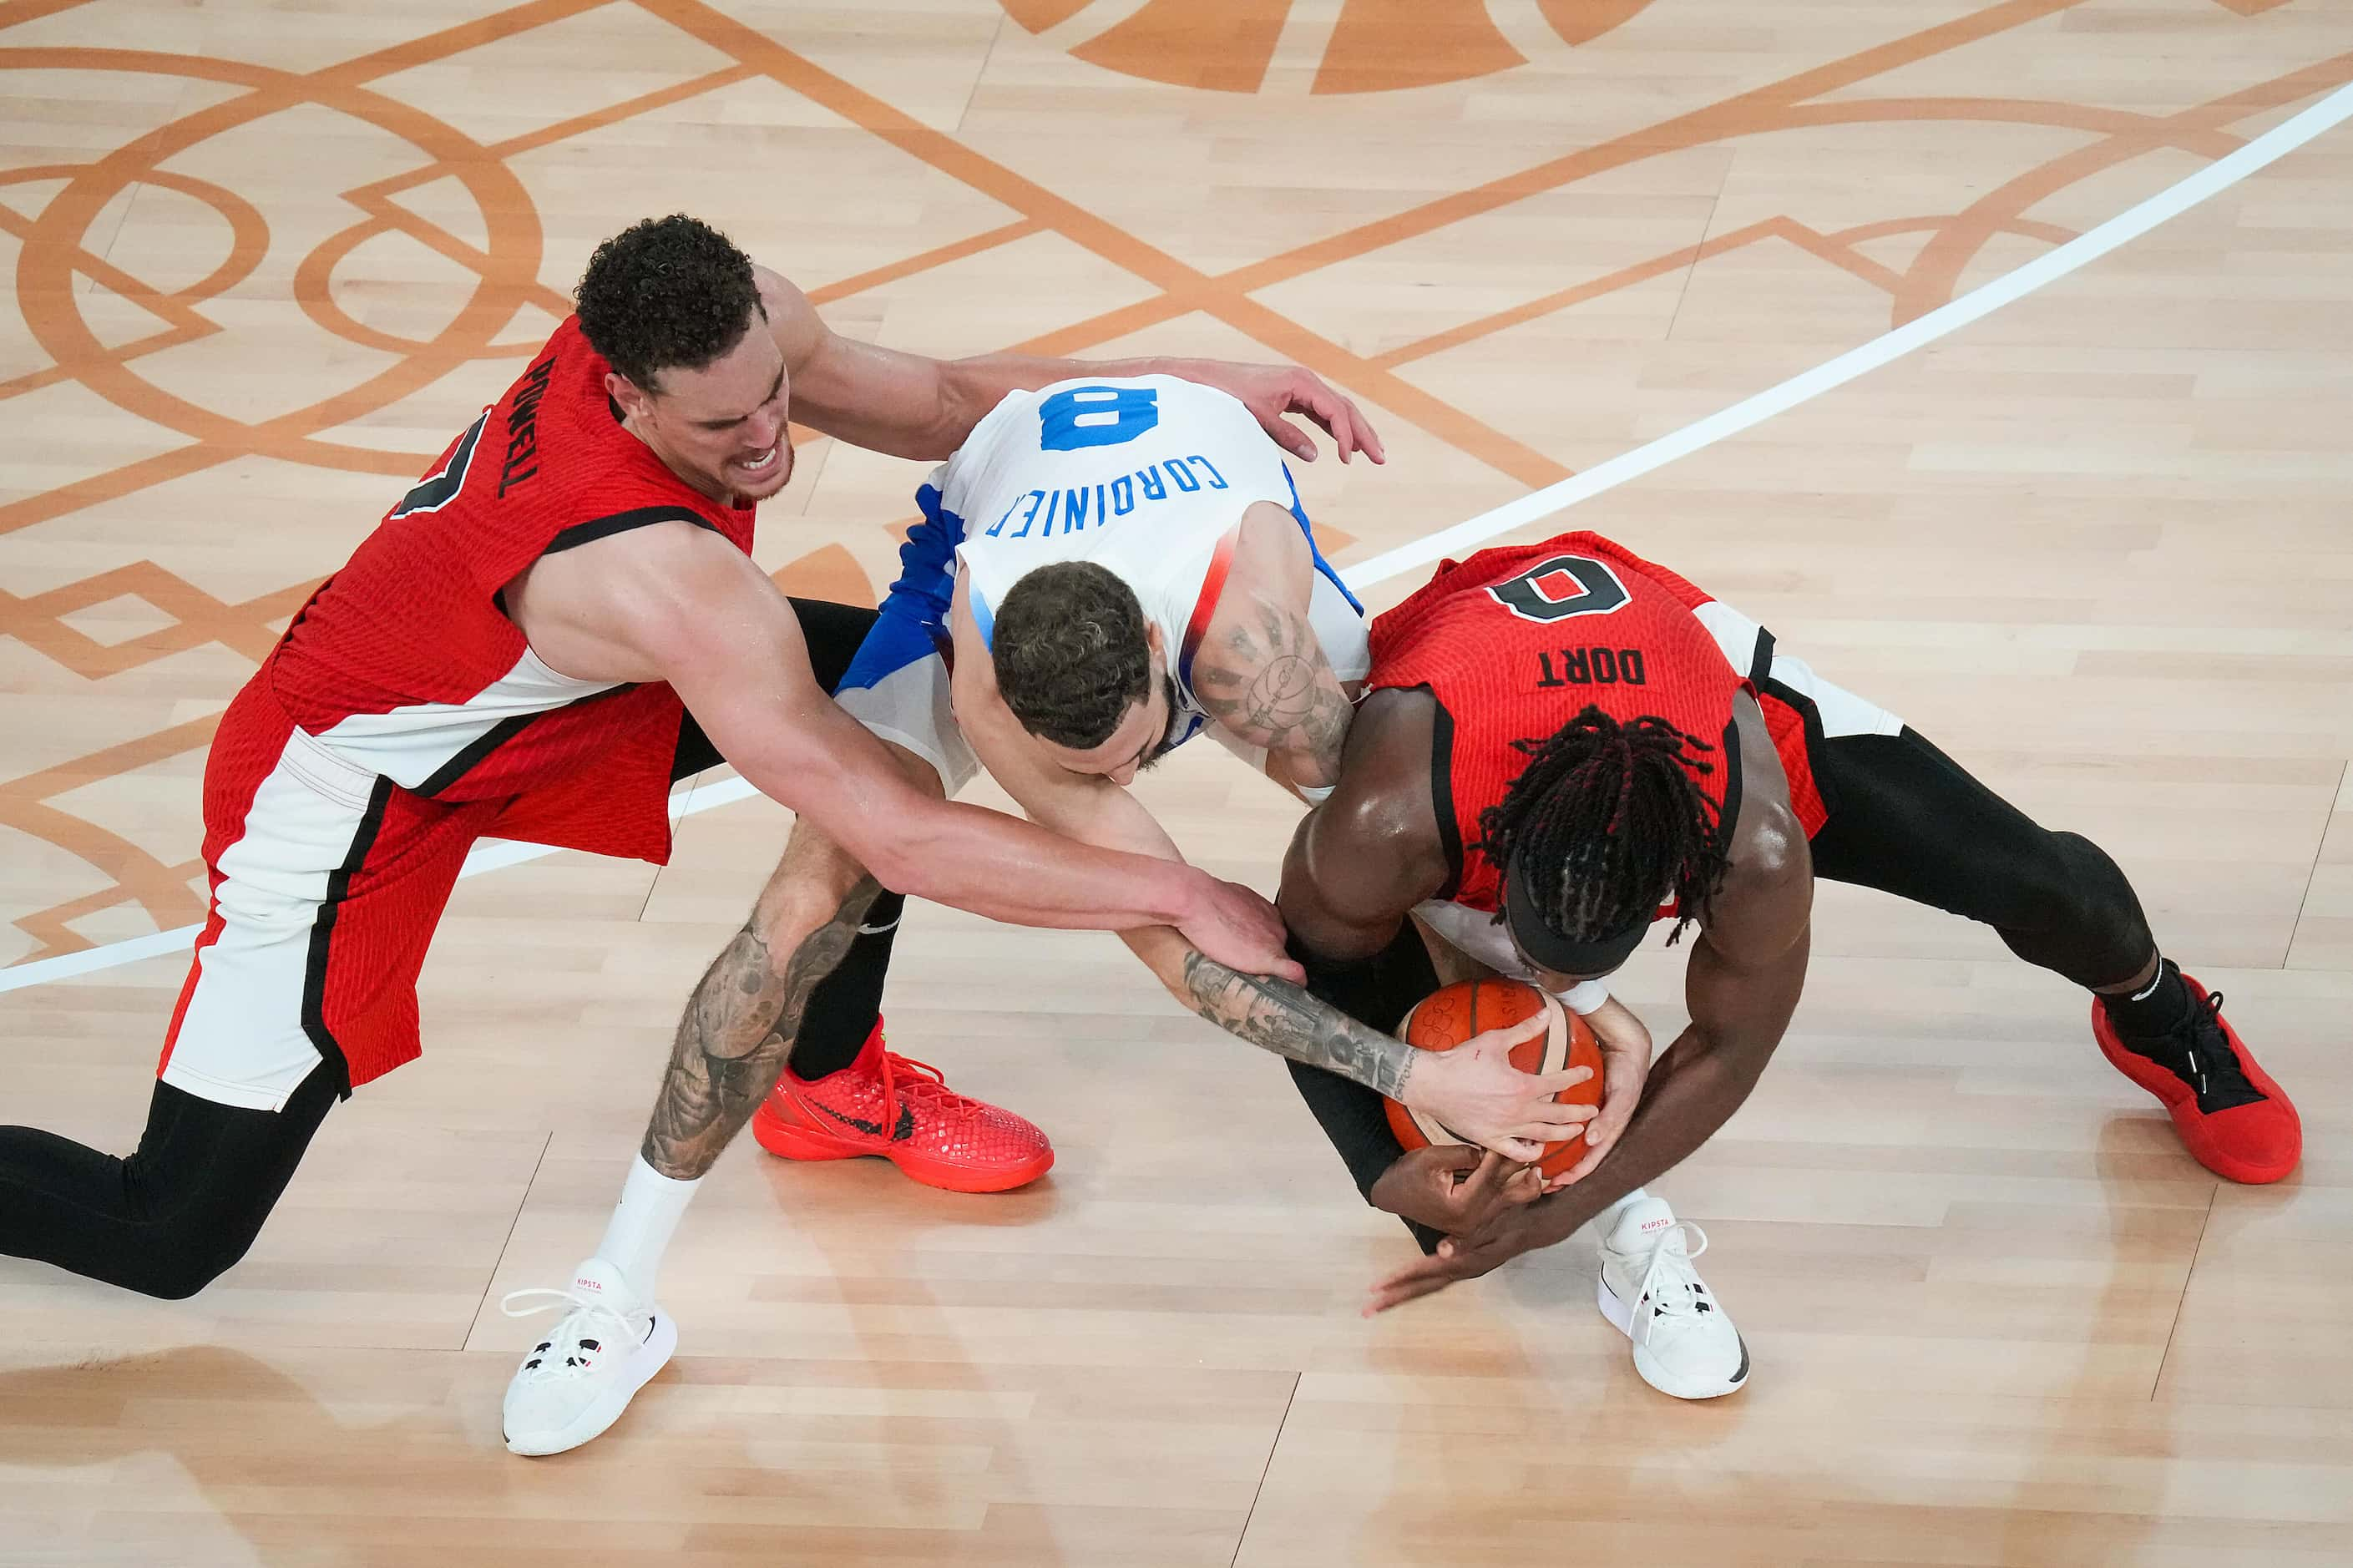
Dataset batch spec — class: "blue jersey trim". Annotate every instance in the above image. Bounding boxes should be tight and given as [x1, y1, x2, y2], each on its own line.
[1283, 463, 1364, 614]
[836, 483, 967, 693]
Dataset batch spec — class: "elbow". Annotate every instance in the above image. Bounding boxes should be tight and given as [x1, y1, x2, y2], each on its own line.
[850, 832, 930, 899]
[1688, 1013, 1784, 1088]
[1716, 1025, 1784, 1093]
[1746, 801, 1808, 883]
[858, 795, 979, 900]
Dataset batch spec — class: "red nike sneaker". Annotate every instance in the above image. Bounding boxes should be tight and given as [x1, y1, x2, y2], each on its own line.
[751, 1019, 1054, 1193]
[2092, 972, 2300, 1185]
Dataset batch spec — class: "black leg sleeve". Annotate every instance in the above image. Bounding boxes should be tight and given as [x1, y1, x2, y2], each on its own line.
[0, 1061, 340, 1300]
[1805, 728, 2157, 990]
[784, 889, 903, 1081]
[1288, 923, 1448, 1253]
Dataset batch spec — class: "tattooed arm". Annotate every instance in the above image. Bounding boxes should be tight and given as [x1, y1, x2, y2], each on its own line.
[1162, 940, 1572, 1161]
[1188, 501, 1355, 794]
[640, 848, 883, 1180]
[947, 597, 1577, 1159]
[1176, 951, 1419, 1095]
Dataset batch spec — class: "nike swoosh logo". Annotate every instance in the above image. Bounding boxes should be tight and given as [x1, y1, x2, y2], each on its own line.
[811, 1100, 916, 1142]
[812, 1101, 883, 1137]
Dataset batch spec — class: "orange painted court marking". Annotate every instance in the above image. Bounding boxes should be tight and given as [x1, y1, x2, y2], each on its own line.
[0, 0, 95, 30]
[1, 0, 2343, 959]
[642, 0, 1574, 486]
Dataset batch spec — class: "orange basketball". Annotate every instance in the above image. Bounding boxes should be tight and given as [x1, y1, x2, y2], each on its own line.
[1383, 979, 1605, 1179]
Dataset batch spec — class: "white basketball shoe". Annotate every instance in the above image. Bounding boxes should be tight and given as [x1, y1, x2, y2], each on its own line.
[500, 1257, 677, 1455]
[1595, 1196, 1749, 1400]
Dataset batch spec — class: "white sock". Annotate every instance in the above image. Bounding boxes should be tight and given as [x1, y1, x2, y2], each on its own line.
[593, 1155, 700, 1302]
[1593, 1186, 1652, 1237]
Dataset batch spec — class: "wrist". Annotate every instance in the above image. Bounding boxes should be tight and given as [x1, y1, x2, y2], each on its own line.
[1364, 1151, 1411, 1209]
[1159, 862, 1217, 930]
[1389, 1043, 1420, 1106]
[1535, 1183, 1601, 1242]
[1150, 354, 1227, 392]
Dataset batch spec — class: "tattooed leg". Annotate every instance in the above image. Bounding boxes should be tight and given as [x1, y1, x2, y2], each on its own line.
[640, 823, 883, 1181]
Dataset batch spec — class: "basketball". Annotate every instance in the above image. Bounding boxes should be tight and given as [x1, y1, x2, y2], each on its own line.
[1383, 979, 1606, 1179]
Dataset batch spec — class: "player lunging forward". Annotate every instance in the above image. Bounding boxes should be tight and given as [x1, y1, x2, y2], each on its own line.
[0, 211, 1373, 1445]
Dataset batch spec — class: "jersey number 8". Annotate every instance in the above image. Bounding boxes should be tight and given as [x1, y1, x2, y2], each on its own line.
[1039, 385, 1159, 452]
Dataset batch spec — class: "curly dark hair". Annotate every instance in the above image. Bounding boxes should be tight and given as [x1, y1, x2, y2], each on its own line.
[574, 215, 762, 390]
[1475, 706, 1733, 949]
[992, 562, 1155, 749]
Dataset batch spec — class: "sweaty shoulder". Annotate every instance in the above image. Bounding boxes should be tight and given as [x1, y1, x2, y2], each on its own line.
[1281, 687, 1451, 953]
[505, 514, 772, 688]
[1700, 692, 1811, 966]
[754, 266, 825, 372]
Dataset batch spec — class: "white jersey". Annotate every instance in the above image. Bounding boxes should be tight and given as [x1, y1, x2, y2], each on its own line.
[943, 376, 1316, 746]
[837, 374, 1365, 795]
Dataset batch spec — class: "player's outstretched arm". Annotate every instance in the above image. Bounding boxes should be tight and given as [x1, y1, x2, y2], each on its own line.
[759, 266, 1384, 464]
[506, 520, 1295, 976]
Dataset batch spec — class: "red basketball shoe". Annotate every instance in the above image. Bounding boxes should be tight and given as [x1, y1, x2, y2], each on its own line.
[2092, 972, 2300, 1185]
[751, 1019, 1054, 1193]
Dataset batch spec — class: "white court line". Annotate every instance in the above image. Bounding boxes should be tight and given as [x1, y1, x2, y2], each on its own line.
[1343, 83, 2353, 592]
[3, 80, 2348, 998]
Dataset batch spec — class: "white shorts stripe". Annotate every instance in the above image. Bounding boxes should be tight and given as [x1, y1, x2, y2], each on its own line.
[163, 730, 381, 1110]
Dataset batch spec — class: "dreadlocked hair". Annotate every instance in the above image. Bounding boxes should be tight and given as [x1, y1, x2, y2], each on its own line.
[1474, 706, 1733, 948]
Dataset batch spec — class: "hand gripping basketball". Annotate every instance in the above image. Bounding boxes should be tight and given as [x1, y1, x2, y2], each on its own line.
[1389, 982, 1601, 1164]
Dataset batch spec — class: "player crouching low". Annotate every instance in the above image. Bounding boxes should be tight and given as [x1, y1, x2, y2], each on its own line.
[1278, 529, 2300, 1399]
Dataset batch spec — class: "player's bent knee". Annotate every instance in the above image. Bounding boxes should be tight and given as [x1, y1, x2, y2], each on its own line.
[753, 878, 886, 971]
[2044, 830, 2141, 925]
[1996, 828, 2153, 985]
[119, 1236, 246, 1300]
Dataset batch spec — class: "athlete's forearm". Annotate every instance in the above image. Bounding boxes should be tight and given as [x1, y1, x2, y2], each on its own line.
[641, 875, 880, 1179]
[926, 353, 1175, 453]
[1173, 948, 1420, 1099]
[873, 798, 1202, 931]
[1526, 1021, 1774, 1242]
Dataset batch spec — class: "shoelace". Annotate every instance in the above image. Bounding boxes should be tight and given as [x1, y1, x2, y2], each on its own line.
[1633, 1221, 1715, 1328]
[878, 1050, 973, 1120]
[2141, 989, 2262, 1110]
[499, 1287, 640, 1379]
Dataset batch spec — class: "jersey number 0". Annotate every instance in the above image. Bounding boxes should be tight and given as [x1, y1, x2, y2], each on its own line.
[1486, 554, 1632, 623]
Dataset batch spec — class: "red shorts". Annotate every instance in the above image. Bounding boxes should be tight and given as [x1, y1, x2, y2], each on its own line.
[159, 680, 516, 1109]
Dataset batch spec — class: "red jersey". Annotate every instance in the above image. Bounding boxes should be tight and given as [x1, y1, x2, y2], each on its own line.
[266, 316, 752, 862]
[1367, 531, 1827, 915]
[164, 318, 767, 1100]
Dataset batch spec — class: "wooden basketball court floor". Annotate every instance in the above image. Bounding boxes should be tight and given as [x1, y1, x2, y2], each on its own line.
[1, 0, 2349, 1561]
